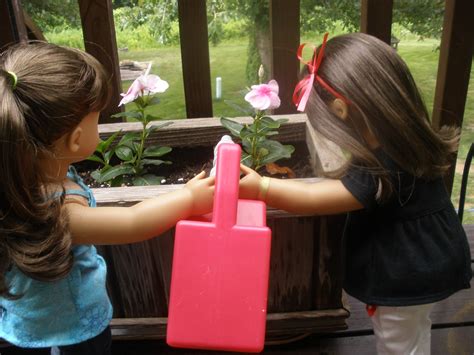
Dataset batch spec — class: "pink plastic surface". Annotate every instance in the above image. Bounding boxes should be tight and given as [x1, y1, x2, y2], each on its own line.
[167, 144, 271, 353]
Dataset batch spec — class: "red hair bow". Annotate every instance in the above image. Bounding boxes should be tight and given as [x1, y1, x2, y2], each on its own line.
[292, 33, 349, 112]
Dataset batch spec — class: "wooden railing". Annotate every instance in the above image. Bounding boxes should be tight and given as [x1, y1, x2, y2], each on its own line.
[1, 0, 473, 190]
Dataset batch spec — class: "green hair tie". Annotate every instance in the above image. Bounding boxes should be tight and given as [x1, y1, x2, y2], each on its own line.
[6, 70, 18, 90]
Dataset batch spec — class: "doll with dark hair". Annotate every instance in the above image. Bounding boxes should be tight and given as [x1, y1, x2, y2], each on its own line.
[0, 42, 214, 354]
[240, 33, 471, 354]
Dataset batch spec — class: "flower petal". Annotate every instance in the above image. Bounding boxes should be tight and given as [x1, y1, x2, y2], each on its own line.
[250, 94, 271, 110]
[118, 77, 145, 106]
[268, 92, 281, 109]
[140, 74, 169, 94]
[267, 80, 279, 95]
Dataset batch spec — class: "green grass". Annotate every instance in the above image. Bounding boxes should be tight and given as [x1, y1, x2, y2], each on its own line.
[118, 36, 474, 222]
[118, 39, 249, 119]
[395, 39, 474, 223]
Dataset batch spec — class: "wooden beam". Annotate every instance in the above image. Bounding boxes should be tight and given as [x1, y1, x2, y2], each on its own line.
[177, 0, 213, 118]
[270, 0, 300, 115]
[78, 0, 123, 123]
[22, 10, 46, 41]
[110, 308, 348, 340]
[0, 0, 27, 49]
[360, 0, 393, 45]
[432, 0, 474, 193]
[98, 115, 306, 150]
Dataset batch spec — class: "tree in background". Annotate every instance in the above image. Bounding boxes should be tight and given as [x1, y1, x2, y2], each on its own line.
[22, 0, 80, 32]
[113, 0, 178, 45]
[23, 0, 447, 67]
[225, 1, 270, 85]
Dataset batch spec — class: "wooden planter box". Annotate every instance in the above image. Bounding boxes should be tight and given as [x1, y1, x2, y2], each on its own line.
[94, 114, 349, 342]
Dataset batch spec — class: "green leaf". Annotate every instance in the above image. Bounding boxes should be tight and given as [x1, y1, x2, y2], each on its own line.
[146, 125, 158, 135]
[241, 153, 253, 168]
[242, 137, 252, 152]
[104, 150, 114, 163]
[240, 126, 256, 140]
[260, 116, 281, 129]
[145, 120, 172, 136]
[97, 165, 135, 183]
[118, 132, 141, 148]
[145, 114, 161, 122]
[148, 121, 173, 130]
[141, 158, 171, 166]
[90, 169, 101, 181]
[258, 140, 295, 165]
[143, 146, 172, 158]
[147, 97, 161, 106]
[258, 147, 269, 157]
[220, 117, 244, 137]
[134, 96, 146, 109]
[100, 130, 121, 153]
[132, 174, 163, 186]
[111, 111, 143, 120]
[87, 154, 105, 165]
[110, 175, 124, 187]
[115, 146, 134, 161]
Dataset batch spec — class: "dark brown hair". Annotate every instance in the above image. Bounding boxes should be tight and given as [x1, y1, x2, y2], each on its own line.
[305, 33, 458, 200]
[0, 42, 110, 298]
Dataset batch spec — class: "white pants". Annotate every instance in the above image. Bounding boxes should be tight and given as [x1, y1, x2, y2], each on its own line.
[370, 303, 435, 355]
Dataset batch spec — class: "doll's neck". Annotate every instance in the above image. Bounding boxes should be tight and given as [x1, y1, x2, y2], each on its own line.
[40, 156, 72, 184]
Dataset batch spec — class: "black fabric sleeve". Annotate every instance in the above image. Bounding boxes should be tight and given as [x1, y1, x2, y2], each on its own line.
[341, 166, 379, 209]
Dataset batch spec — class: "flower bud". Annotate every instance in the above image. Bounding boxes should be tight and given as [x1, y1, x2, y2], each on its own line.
[258, 65, 265, 83]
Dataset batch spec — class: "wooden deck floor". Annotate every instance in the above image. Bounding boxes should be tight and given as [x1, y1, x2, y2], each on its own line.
[2, 225, 473, 354]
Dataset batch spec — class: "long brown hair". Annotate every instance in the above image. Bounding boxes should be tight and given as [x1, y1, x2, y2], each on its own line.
[0, 42, 110, 298]
[305, 33, 458, 200]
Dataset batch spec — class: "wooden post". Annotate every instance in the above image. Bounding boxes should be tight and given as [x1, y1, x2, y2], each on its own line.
[270, 0, 300, 115]
[432, 0, 474, 194]
[0, 0, 27, 49]
[78, 0, 123, 123]
[178, 0, 213, 118]
[23, 10, 46, 41]
[360, 0, 393, 45]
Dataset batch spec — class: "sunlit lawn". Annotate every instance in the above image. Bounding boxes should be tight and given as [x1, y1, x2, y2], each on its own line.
[118, 37, 473, 222]
[118, 39, 249, 119]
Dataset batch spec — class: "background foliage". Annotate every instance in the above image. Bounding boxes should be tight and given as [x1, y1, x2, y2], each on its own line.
[24, 0, 445, 44]
[21, 0, 473, 221]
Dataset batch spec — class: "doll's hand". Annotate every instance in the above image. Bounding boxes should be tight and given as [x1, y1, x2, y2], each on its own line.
[184, 171, 215, 216]
[239, 164, 262, 200]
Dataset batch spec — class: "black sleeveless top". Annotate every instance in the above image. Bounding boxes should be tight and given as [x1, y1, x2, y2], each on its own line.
[341, 150, 472, 306]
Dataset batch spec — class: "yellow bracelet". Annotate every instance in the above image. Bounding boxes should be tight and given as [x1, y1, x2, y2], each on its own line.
[258, 177, 270, 201]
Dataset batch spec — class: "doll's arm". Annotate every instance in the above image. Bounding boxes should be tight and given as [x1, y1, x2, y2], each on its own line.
[65, 172, 214, 245]
[239, 165, 362, 215]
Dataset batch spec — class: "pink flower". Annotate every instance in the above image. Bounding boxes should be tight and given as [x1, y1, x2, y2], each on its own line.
[119, 74, 169, 106]
[244, 79, 281, 111]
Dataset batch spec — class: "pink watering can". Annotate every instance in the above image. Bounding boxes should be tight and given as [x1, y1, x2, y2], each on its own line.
[167, 142, 272, 353]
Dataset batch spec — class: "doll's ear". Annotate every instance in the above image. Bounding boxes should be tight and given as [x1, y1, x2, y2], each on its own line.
[66, 126, 83, 153]
[330, 98, 348, 120]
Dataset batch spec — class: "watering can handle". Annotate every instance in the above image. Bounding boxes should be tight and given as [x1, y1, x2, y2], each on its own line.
[212, 143, 241, 229]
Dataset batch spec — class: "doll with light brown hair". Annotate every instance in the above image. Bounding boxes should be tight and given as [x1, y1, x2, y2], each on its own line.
[240, 33, 471, 355]
[0, 42, 214, 354]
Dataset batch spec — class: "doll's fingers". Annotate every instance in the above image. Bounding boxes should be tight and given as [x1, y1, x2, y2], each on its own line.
[205, 176, 216, 185]
[240, 164, 253, 176]
[189, 171, 206, 181]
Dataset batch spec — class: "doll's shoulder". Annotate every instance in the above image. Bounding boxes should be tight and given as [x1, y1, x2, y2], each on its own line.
[61, 179, 89, 207]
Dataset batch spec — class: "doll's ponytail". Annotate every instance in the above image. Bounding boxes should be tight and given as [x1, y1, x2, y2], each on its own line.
[0, 68, 74, 298]
[0, 42, 110, 298]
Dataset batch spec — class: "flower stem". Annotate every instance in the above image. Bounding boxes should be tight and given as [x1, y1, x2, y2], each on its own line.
[134, 106, 147, 174]
[252, 110, 263, 169]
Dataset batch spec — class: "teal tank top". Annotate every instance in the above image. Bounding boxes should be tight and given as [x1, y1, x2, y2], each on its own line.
[0, 167, 113, 347]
